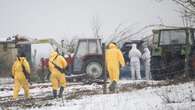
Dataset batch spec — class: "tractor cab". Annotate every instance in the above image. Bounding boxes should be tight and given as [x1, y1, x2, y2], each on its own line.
[70, 38, 103, 80]
[151, 28, 195, 80]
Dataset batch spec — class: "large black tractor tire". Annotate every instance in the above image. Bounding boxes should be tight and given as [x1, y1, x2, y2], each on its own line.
[151, 56, 162, 80]
[82, 58, 103, 81]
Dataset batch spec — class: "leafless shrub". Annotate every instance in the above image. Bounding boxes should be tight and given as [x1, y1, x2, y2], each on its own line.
[156, 0, 195, 27]
[91, 15, 102, 38]
[155, 90, 173, 103]
[62, 37, 77, 54]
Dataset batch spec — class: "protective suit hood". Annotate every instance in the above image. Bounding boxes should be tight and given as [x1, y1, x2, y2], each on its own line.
[108, 43, 117, 49]
[132, 44, 137, 49]
[144, 48, 150, 53]
[49, 51, 58, 61]
[17, 57, 26, 61]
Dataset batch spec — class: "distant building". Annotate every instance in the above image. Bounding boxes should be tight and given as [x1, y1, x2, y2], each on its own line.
[0, 35, 32, 77]
[0, 41, 17, 77]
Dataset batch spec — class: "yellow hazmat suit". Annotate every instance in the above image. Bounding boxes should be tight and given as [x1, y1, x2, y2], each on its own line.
[106, 43, 125, 81]
[48, 51, 67, 90]
[12, 57, 31, 99]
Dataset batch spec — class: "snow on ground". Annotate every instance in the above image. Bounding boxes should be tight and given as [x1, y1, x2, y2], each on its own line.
[1, 80, 195, 110]
[0, 82, 52, 97]
[0, 82, 102, 98]
[0, 80, 164, 98]
[0, 78, 13, 85]
[26, 91, 164, 110]
[17, 81, 195, 110]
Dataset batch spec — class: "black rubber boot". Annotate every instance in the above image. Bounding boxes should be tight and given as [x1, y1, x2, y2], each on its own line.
[58, 87, 64, 98]
[109, 81, 117, 92]
[109, 82, 113, 92]
[112, 81, 117, 93]
[53, 90, 57, 98]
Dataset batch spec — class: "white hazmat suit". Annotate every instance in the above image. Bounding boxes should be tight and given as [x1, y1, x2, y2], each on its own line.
[129, 44, 142, 80]
[142, 48, 151, 80]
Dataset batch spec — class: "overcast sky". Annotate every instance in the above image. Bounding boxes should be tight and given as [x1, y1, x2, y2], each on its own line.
[0, 0, 182, 40]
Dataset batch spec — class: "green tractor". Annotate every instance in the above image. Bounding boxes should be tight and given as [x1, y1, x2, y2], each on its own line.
[151, 28, 195, 80]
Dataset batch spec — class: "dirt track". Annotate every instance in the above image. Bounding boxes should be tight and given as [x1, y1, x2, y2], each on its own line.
[0, 80, 175, 108]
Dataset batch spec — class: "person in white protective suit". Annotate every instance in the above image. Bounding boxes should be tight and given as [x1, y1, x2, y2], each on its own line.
[142, 47, 151, 80]
[129, 44, 142, 80]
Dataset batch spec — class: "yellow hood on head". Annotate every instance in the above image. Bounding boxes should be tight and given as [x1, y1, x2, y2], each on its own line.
[17, 57, 26, 61]
[49, 51, 58, 60]
[108, 43, 117, 49]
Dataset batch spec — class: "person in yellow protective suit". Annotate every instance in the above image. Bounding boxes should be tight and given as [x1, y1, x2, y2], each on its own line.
[48, 51, 67, 98]
[106, 42, 125, 92]
[12, 53, 31, 100]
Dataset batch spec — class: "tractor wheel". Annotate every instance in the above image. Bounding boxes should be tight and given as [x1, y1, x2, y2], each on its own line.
[82, 58, 103, 79]
[151, 56, 162, 80]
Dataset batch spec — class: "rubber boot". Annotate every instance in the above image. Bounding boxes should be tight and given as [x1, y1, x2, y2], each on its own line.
[109, 81, 113, 92]
[58, 87, 64, 98]
[109, 81, 117, 92]
[112, 81, 117, 93]
[53, 90, 57, 98]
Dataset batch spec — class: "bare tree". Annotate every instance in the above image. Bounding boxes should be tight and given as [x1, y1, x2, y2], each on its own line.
[181, 10, 193, 27]
[157, 0, 195, 27]
[108, 23, 180, 44]
[62, 37, 77, 54]
[91, 15, 101, 38]
[156, 0, 195, 11]
[106, 22, 139, 44]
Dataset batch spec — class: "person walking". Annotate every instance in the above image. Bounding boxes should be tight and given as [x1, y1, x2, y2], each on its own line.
[129, 44, 142, 80]
[106, 42, 125, 92]
[48, 51, 67, 98]
[12, 53, 31, 100]
[142, 47, 151, 80]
